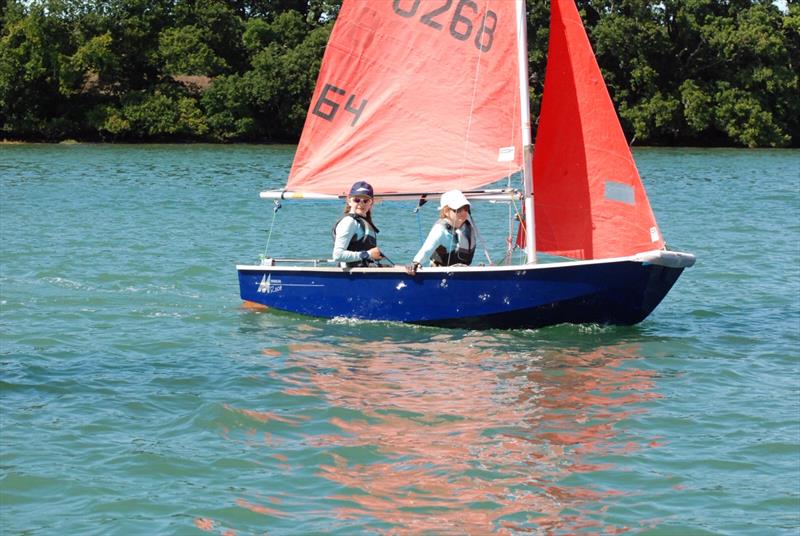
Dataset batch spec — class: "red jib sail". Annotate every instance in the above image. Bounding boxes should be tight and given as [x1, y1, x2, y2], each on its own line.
[525, 0, 665, 259]
[286, 0, 522, 196]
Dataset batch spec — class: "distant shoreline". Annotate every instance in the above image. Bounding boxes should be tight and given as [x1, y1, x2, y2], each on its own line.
[3, 139, 798, 149]
[0, 139, 297, 146]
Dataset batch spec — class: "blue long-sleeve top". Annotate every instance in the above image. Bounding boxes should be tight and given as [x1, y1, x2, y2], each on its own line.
[413, 221, 456, 265]
[332, 213, 378, 264]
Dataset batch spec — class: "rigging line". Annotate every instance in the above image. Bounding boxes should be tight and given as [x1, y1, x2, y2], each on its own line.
[507, 5, 522, 259]
[262, 200, 281, 260]
[499, 1, 521, 262]
[505, 0, 521, 181]
[469, 215, 494, 265]
[445, 225, 454, 266]
[506, 194, 524, 264]
[506, 200, 514, 264]
[457, 0, 491, 182]
[413, 194, 428, 246]
[416, 210, 424, 246]
[515, 202, 529, 264]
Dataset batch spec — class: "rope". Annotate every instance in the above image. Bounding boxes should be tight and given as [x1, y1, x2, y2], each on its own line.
[457, 0, 492, 182]
[413, 195, 428, 247]
[416, 211, 424, 246]
[262, 200, 282, 260]
[469, 216, 493, 265]
[445, 225, 455, 266]
[497, 192, 524, 266]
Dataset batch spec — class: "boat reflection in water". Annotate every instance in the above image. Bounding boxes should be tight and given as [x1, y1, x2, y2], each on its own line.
[202, 325, 663, 534]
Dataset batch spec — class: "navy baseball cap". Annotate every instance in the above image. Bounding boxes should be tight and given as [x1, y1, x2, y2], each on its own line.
[349, 181, 374, 198]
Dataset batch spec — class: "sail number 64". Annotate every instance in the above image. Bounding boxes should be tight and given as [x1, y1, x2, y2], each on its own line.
[312, 84, 368, 127]
[392, 0, 497, 53]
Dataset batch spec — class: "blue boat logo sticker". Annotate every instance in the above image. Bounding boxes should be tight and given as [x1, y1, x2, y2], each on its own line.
[256, 274, 323, 293]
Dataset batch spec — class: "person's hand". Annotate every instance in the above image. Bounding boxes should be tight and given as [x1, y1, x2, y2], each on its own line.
[368, 247, 382, 260]
[405, 261, 420, 276]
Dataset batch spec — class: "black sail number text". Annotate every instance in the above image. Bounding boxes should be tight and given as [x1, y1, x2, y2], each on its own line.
[312, 84, 368, 127]
[392, 0, 497, 53]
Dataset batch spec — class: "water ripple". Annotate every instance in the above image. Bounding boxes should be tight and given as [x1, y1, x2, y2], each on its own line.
[1, 145, 798, 534]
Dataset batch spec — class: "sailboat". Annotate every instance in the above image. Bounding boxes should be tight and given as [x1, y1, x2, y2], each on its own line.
[236, 0, 695, 329]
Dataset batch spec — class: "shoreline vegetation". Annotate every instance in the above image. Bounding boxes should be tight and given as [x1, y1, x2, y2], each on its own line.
[1, 1, 798, 148]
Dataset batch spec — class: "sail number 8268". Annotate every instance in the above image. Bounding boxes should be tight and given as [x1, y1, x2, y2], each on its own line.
[392, 0, 498, 53]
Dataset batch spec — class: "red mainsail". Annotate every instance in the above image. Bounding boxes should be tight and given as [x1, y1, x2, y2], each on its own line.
[524, 0, 664, 259]
[287, 0, 522, 196]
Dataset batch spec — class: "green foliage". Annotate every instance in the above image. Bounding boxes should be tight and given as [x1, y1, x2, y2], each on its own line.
[582, 0, 797, 146]
[201, 74, 257, 141]
[243, 10, 308, 51]
[171, 0, 245, 73]
[0, 2, 73, 138]
[60, 32, 117, 94]
[714, 82, 790, 147]
[245, 21, 331, 139]
[159, 25, 228, 76]
[620, 92, 682, 143]
[99, 89, 209, 140]
[0, 0, 796, 146]
[679, 79, 713, 134]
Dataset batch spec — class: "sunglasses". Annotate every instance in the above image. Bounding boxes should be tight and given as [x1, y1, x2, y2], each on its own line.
[352, 197, 372, 204]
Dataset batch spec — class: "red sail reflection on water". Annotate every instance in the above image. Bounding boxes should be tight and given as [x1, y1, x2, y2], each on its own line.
[198, 329, 663, 534]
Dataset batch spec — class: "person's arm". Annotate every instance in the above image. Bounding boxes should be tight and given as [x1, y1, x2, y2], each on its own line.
[413, 224, 447, 265]
[332, 218, 364, 263]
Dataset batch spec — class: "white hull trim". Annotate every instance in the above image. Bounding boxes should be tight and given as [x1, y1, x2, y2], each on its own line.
[237, 250, 696, 274]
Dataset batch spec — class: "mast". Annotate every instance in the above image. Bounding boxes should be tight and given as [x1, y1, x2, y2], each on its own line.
[516, 0, 536, 264]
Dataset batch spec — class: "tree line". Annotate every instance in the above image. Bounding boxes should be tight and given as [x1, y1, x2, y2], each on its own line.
[1, 0, 797, 147]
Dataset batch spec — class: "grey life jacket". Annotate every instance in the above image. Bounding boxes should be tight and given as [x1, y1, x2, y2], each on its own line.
[332, 213, 379, 267]
[431, 218, 476, 266]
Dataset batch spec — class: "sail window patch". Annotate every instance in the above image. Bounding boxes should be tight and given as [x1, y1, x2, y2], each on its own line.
[497, 146, 515, 162]
[605, 181, 635, 205]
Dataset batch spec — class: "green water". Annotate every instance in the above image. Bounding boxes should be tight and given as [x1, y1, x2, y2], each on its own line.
[1, 144, 798, 534]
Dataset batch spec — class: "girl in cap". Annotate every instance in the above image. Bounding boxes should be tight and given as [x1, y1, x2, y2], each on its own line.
[332, 181, 384, 267]
[406, 190, 476, 276]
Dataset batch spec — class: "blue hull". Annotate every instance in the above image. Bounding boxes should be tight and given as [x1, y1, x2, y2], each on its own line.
[237, 257, 688, 329]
